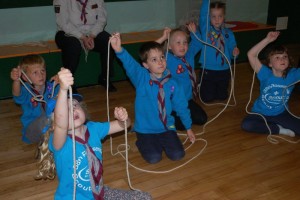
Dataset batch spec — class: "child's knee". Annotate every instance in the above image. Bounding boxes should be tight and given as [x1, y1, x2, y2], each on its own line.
[143, 153, 162, 164]
[167, 150, 185, 161]
[241, 119, 253, 132]
[200, 93, 215, 103]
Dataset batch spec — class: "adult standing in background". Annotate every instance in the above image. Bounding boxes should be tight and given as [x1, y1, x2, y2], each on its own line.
[53, 0, 117, 93]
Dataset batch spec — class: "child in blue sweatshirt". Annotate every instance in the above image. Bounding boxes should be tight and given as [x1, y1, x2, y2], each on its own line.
[10, 54, 59, 143]
[156, 22, 207, 130]
[110, 33, 196, 164]
[198, 0, 239, 102]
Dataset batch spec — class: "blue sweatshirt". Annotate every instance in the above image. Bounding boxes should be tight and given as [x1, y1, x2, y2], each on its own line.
[198, 0, 237, 70]
[167, 31, 202, 100]
[13, 81, 59, 143]
[116, 48, 192, 133]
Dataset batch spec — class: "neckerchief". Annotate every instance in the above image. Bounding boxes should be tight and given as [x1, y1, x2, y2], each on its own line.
[209, 26, 225, 65]
[77, 0, 88, 24]
[68, 128, 104, 200]
[149, 70, 171, 129]
[181, 57, 198, 100]
[31, 87, 46, 111]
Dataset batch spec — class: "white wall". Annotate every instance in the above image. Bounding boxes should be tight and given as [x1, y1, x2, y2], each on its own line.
[0, 0, 268, 46]
[0, 0, 176, 45]
[0, 7, 56, 45]
[174, 0, 269, 26]
[106, 0, 176, 33]
[226, 0, 269, 23]
[175, 0, 202, 26]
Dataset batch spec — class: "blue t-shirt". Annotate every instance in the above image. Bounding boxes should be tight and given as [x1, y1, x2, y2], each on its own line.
[252, 65, 300, 116]
[49, 121, 109, 200]
[13, 81, 59, 143]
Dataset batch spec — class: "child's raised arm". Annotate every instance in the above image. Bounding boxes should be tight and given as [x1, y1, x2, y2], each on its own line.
[186, 22, 197, 33]
[53, 68, 74, 150]
[50, 74, 59, 84]
[247, 31, 280, 73]
[108, 107, 131, 134]
[155, 27, 171, 44]
[10, 66, 21, 96]
[110, 33, 122, 53]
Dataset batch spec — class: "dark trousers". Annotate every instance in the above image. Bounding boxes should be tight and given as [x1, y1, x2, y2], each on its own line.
[199, 69, 230, 102]
[172, 99, 207, 130]
[55, 30, 115, 80]
[135, 130, 185, 164]
[241, 110, 300, 134]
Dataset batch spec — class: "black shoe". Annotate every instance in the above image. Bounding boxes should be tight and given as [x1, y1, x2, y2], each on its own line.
[98, 77, 117, 92]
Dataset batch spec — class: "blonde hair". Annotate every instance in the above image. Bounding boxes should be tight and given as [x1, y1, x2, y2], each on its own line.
[34, 100, 89, 180]
[19, 54, 45, 72]
[34, 129, 56, 180]
[80, 101, 90, 122]
[169, 28, 190, 43]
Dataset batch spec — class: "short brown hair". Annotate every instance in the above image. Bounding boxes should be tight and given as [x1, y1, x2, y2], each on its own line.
[210, 1, 226, 14]
[139, 41, 164, 63]
[265, 44, 292, 78]
[19, 54, 45, 72]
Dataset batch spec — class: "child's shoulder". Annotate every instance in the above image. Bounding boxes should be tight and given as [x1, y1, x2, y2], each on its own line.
[223, 27, 235, 37]
[287, 67, 300, 77]
[86, 121, 110, 135]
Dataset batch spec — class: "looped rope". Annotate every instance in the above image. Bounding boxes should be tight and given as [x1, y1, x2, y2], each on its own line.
[68, 86, 77, 200]
[19, 70, 56, 104]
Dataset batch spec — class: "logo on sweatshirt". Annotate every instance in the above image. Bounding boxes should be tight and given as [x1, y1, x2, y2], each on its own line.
[176, 65, 185, 74]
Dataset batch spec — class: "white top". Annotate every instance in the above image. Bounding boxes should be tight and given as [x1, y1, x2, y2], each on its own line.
[53, 0, 107, 39]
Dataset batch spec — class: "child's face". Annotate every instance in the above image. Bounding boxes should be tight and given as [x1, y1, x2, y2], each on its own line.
[24, 64, 46, 87]
[169, 31, 188, 58]
[68, 100, 86, 130]
[210, 8, 225, 29]
[143, 49, 166, 78]
[269, 53, 289, 73]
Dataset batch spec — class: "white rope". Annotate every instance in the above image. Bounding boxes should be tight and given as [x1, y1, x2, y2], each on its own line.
[165, 32, 170, 61]
[193, 29, 237, 107]
[119, 130, 207, 175]
[19, 70, 47, 103]
[51, 81, 56, 98]
[188, 28, 236, 137]
[197, 0, 237, 109]
[68, 86, 77, 200]
[163, 20, 237, 137]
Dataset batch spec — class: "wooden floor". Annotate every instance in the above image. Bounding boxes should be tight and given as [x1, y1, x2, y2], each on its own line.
[1, 60, 300, 200]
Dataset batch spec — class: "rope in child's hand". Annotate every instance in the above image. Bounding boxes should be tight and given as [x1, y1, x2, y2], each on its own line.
[68, 86, 77, 200]
[19, 70, 47, 103]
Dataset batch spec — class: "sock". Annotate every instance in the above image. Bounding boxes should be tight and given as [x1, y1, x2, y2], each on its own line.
[277, 124, 295, 137]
